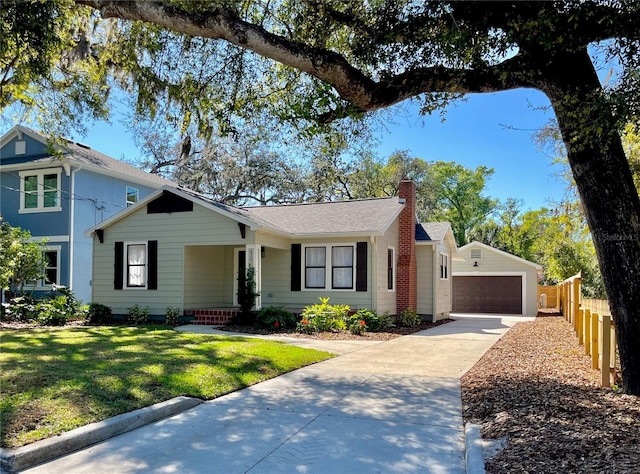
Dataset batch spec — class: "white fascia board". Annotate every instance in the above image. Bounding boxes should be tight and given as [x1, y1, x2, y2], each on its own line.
[291, 231, 385, 240]
[0, 125, 48, 148]
[69, 160, 174, 189]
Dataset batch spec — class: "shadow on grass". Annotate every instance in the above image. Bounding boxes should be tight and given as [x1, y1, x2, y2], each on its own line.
[0, 326, 330, 448]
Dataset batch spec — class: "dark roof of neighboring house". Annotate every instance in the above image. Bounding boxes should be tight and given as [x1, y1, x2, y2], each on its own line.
[242, 197, 404, 236]
[1, 125, 176, 188]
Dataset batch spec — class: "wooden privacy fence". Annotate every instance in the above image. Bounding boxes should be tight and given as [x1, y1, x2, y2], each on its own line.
[537, 285, 558, 308]
[558, 273, 617, 388]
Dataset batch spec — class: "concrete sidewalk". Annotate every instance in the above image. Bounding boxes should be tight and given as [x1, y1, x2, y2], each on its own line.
[16, 315, 531, 474]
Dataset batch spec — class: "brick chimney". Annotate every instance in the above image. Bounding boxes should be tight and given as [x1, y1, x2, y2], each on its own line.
[397, 178, 417, 315]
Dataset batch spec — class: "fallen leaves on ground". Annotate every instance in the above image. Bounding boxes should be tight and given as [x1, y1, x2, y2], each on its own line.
[461, 314, 640, 473]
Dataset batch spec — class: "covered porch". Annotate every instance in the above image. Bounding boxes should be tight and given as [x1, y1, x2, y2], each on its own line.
[182, 243, 266, 324]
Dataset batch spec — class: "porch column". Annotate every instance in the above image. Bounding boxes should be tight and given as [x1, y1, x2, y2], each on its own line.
[245, 244, 262, 309]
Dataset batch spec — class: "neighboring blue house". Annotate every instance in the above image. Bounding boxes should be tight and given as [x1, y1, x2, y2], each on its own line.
[0, 125, 175, 303]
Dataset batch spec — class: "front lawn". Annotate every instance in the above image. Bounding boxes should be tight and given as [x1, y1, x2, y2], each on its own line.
[0, 326, 333, 448]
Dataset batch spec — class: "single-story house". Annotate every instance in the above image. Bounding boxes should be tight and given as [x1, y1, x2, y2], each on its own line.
[85, 179, 460, 323]
[452, 241, 542, 316]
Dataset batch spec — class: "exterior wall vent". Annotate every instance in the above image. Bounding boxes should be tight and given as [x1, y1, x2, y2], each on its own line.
[470, 249, 482, 259]
[15, 140, 26, 155]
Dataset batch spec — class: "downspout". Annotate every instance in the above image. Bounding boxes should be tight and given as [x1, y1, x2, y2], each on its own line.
[68, 166, 80, 291]
[432, 245, 438, 322]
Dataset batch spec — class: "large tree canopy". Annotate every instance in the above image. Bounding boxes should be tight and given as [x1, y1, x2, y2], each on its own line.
[3, 1, 640, 394]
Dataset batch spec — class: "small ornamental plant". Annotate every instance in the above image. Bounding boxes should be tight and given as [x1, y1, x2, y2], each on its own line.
[255, 306, 296, 329]
[127, 304, 149, 325]
[165, 306, 180, 326]
[399, 308, 421, 327]
[348, 319, 368, 336]
[297, 318, 314, 334]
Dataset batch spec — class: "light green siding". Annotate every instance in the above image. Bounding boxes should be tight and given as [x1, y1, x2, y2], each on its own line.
[92, 203, 249, 315]
[417, 246, 434, 316]
[261, 237, 374, 311]
[434, 242, 453, 320]
[183, 246, 226, 308]
[374, 220, 399, 315]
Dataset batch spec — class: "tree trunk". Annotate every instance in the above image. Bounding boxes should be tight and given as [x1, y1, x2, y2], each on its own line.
[542, 49, 640, 394]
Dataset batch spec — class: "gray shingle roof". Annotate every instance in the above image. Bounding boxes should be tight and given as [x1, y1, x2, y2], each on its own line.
[4, 125, 176, 188]
[418, 222, 451, 242]
[63, 141, 177, 187]
[242, 197, 404, 236]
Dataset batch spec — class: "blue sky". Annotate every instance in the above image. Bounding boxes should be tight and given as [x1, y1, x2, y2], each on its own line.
[73, 87, 566, 212]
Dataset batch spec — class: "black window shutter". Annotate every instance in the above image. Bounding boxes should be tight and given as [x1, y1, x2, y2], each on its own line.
[114, 242, 123, 290]
[291, 244, 301, 291]
[356, 242, 368, 292]
[148, 240, 158, 290]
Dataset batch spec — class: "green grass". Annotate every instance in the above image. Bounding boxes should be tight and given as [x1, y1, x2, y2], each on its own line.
[0, 326, 333, 448]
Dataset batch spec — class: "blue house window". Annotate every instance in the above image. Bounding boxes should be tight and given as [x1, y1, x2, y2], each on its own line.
[19, 169, 62, 213]
[126, 187, 139, 207]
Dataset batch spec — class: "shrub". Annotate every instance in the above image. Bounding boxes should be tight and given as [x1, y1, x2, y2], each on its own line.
[127, 304, 149, 325]
[348, 318, 368, 335]
[298, 297, 349, 333]
[237, 267, 260, 318]
[87, 303, 113, 324]
[296, 318, 314, 334]
[349, 309, 393, 332]
[1, 295, 38, 321]
[399, 308, 421, 327]
[37, 296, 69, 326]
[255, 306, 296, 330]
[165, 306, 181, 326]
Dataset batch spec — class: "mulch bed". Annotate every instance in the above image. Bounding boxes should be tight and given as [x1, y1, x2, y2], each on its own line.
[461, 313, 640, 473]
[219, 318, 453, 340]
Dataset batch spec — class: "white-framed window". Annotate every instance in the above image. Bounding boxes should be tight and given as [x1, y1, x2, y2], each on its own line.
[125, 242, 147, 288]
[387, 247, 396, 291]
[19, 169, 62, 213]
[126, 186, 139, 207]
[25, 246, 61, 288]
[305, 246, 326, 288]
[440, 253, 449, 280]
[332, 246, 354, 289]
[303, 244, 356, 290]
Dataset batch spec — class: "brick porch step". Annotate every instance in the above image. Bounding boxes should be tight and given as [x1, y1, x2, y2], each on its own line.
[185, 308, 240, 325]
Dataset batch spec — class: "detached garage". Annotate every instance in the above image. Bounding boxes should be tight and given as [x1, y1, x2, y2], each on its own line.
[452, 241, 542, 316]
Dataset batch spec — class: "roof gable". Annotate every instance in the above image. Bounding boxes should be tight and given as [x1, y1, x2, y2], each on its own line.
[85, 186, 260, 236]
[459, 241, 542, 269]
[0, 125, 176, 188]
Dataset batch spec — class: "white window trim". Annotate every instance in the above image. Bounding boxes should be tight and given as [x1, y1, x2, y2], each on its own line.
[440, 253, 449, 280]
[387, 246, 396, 292]
[23, 245, 62, 289]
[18, 168, 62, 213]
[126, 186, 139, 207]
[124, 241, 148, 290]
[301, 243, 357, 292]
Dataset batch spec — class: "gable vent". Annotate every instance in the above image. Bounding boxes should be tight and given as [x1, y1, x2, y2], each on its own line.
[15, 141, 26, 155]
[470, 249, 482, 259]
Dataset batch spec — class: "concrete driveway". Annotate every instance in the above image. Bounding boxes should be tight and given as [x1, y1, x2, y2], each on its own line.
[17, 315, 532, 474]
